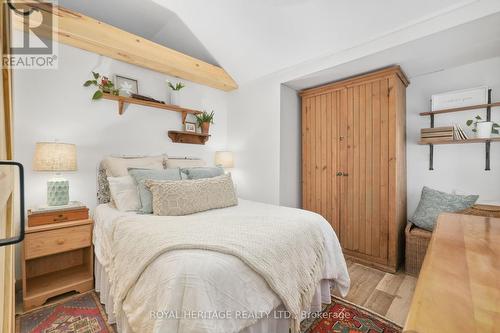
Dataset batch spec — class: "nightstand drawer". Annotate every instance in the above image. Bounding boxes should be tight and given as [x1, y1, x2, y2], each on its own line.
[28, 208, 89, 227]
[25, 225, 92, 259]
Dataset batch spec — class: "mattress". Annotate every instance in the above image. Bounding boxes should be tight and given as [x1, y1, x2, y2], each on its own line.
[93, 200, 350, 333]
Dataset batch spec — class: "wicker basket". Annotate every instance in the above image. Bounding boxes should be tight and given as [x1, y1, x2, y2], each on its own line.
[405, 204, 500, 276]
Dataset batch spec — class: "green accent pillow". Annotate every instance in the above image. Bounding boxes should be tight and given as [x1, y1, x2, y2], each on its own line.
[410, 186, 478, 231]
[181, 167, 224, 180]
[128, 168, 181, 214]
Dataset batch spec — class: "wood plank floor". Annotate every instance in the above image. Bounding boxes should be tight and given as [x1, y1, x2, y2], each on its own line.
[334, 259, 417, 326]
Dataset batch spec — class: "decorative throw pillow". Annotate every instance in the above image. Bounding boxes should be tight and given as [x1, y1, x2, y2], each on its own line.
[181, 167, 224, 180]
[103, 155, 165, 177]
[128, 168, 182, 214]
[166, 159, 206, 169]
[145, 174, 238, 216]
[107, 176, 141, 212]
[410, 186, 479, 231]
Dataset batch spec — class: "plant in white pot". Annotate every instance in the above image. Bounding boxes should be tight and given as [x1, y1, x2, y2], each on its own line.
[167, 81, 185, 105]
[466, 115, 499, 138]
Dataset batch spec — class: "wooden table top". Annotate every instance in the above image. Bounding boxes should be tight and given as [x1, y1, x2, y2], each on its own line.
[404, 213, 500, 333]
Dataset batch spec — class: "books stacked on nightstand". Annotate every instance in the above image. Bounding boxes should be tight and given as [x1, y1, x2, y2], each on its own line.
[420, 126, 454, 144]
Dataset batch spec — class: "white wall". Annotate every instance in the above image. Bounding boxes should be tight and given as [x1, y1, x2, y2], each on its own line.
[12, 43, 229, 278]
[13, 42, 228, 211]
[279, 85, 301, 208]
[407, 57, 500, 216]
[227, 79, 281, 204]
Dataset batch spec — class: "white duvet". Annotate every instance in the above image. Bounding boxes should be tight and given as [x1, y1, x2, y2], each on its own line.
[93, 199, 350, 333]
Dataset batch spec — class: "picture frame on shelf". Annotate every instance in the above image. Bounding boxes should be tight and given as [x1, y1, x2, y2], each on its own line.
[431, 86, 488, 111]
[185, 122, 197, 133]
[115, 75, 139, 97]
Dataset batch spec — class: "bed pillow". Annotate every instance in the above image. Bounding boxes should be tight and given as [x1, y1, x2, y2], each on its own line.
[145, 174, 238, 216]
[181, 166, 224, 180]
[166, 159, 206, 169]
[128, 168, 182, 214]
[107, 176, 141, 212]
[103, 156, 165, 177]
[410, 186, 479, 231]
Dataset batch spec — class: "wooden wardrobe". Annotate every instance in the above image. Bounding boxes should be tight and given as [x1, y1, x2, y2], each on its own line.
[300, 66, 408, 272]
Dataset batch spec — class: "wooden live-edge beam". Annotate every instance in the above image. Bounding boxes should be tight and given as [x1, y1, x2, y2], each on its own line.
[12, 1, 238, 91]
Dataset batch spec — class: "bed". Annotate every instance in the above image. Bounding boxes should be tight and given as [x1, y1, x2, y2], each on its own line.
[93, 158, 350, 333]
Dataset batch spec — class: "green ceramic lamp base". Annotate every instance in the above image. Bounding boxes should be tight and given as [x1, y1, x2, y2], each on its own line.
[47, 178, 70, 206]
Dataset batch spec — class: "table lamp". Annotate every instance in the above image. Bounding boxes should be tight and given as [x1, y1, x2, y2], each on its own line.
[33, 142, 77, 206]
[215, 151, 234, 170]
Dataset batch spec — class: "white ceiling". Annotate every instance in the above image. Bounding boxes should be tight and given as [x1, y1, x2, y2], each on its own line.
[58, 0, 500, 86]
[286, 12, 500, 90]
[152, 0, 487, 84]
[58, 0, 219, 65]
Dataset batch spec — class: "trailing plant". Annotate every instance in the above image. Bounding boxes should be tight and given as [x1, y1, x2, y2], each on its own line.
[466, 115, 500, 134]
[83, 72, 119, 100]
[195, 111, 215, 126]
[168, 81, 185, 91]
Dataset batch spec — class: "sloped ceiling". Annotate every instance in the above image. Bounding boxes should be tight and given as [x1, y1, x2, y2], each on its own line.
[59, 0, 500, 86]
[152, 0, 489, 84]
[58, 0, 219, 66]
[286, 12, 500, 90]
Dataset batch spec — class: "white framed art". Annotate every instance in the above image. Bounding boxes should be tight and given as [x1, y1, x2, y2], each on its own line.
[431, 86, 488, 111]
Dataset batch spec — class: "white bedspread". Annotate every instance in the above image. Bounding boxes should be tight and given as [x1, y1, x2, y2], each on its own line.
[94, 200, 350, 333]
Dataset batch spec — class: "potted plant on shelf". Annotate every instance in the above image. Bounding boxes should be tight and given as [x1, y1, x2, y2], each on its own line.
[83, 72, 119, 100]
[196, 111, 215, 134]
[167, 81, 185, 105]
[466, 115, 500, 138]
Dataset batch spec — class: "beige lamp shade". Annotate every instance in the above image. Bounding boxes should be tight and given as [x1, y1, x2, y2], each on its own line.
[33, 142, 77, 171]
[215, 151, 234, 168]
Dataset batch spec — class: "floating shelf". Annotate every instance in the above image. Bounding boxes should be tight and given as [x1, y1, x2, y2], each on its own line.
[419, 89, 498, 170]
[419, 102, 500, 116]
[419, 138, 500, 145]
[168, 131, 210, 145]
[102, 93, 202, 123]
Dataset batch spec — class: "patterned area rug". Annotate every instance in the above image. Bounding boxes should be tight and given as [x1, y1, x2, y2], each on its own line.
[17, 291, 400, 333]
[16, 291, 115, 333]
[301, 296, 402, 333]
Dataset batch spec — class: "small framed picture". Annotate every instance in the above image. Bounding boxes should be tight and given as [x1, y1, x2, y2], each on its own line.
[185, 122, 196, 132]
[115, 75, 138, 96]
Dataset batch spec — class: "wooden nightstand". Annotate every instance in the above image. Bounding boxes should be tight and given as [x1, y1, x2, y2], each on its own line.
[22, 216, 94, 310]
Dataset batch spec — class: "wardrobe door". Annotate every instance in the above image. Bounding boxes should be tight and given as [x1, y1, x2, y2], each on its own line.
[302, 91, 341, 232]
[340, 78, 390, 264]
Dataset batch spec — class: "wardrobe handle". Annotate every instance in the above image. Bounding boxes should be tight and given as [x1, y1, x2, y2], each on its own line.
[343, 173, 349, 176]
[336, 172, 343, 176]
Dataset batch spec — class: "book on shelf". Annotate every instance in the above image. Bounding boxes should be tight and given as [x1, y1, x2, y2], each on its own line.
[421, 126, 454, 142]
[421, 126, 454, 133]
[420, 137, 454, 144]
[452, 124, 469, 140]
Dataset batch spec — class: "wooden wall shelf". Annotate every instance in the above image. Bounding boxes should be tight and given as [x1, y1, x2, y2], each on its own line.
[102, 93, 202, 123]
[419, 102, 500, 116]
[419, 137, 500, 145]
[419, 89, 498, 170]
[168, 131, 210, 145]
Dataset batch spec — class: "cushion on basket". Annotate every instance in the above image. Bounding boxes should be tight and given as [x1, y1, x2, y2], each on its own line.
[410, 186, 478, 231]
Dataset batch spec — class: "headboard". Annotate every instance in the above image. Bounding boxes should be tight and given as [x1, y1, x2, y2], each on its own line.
[97, 156, 203, 204]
